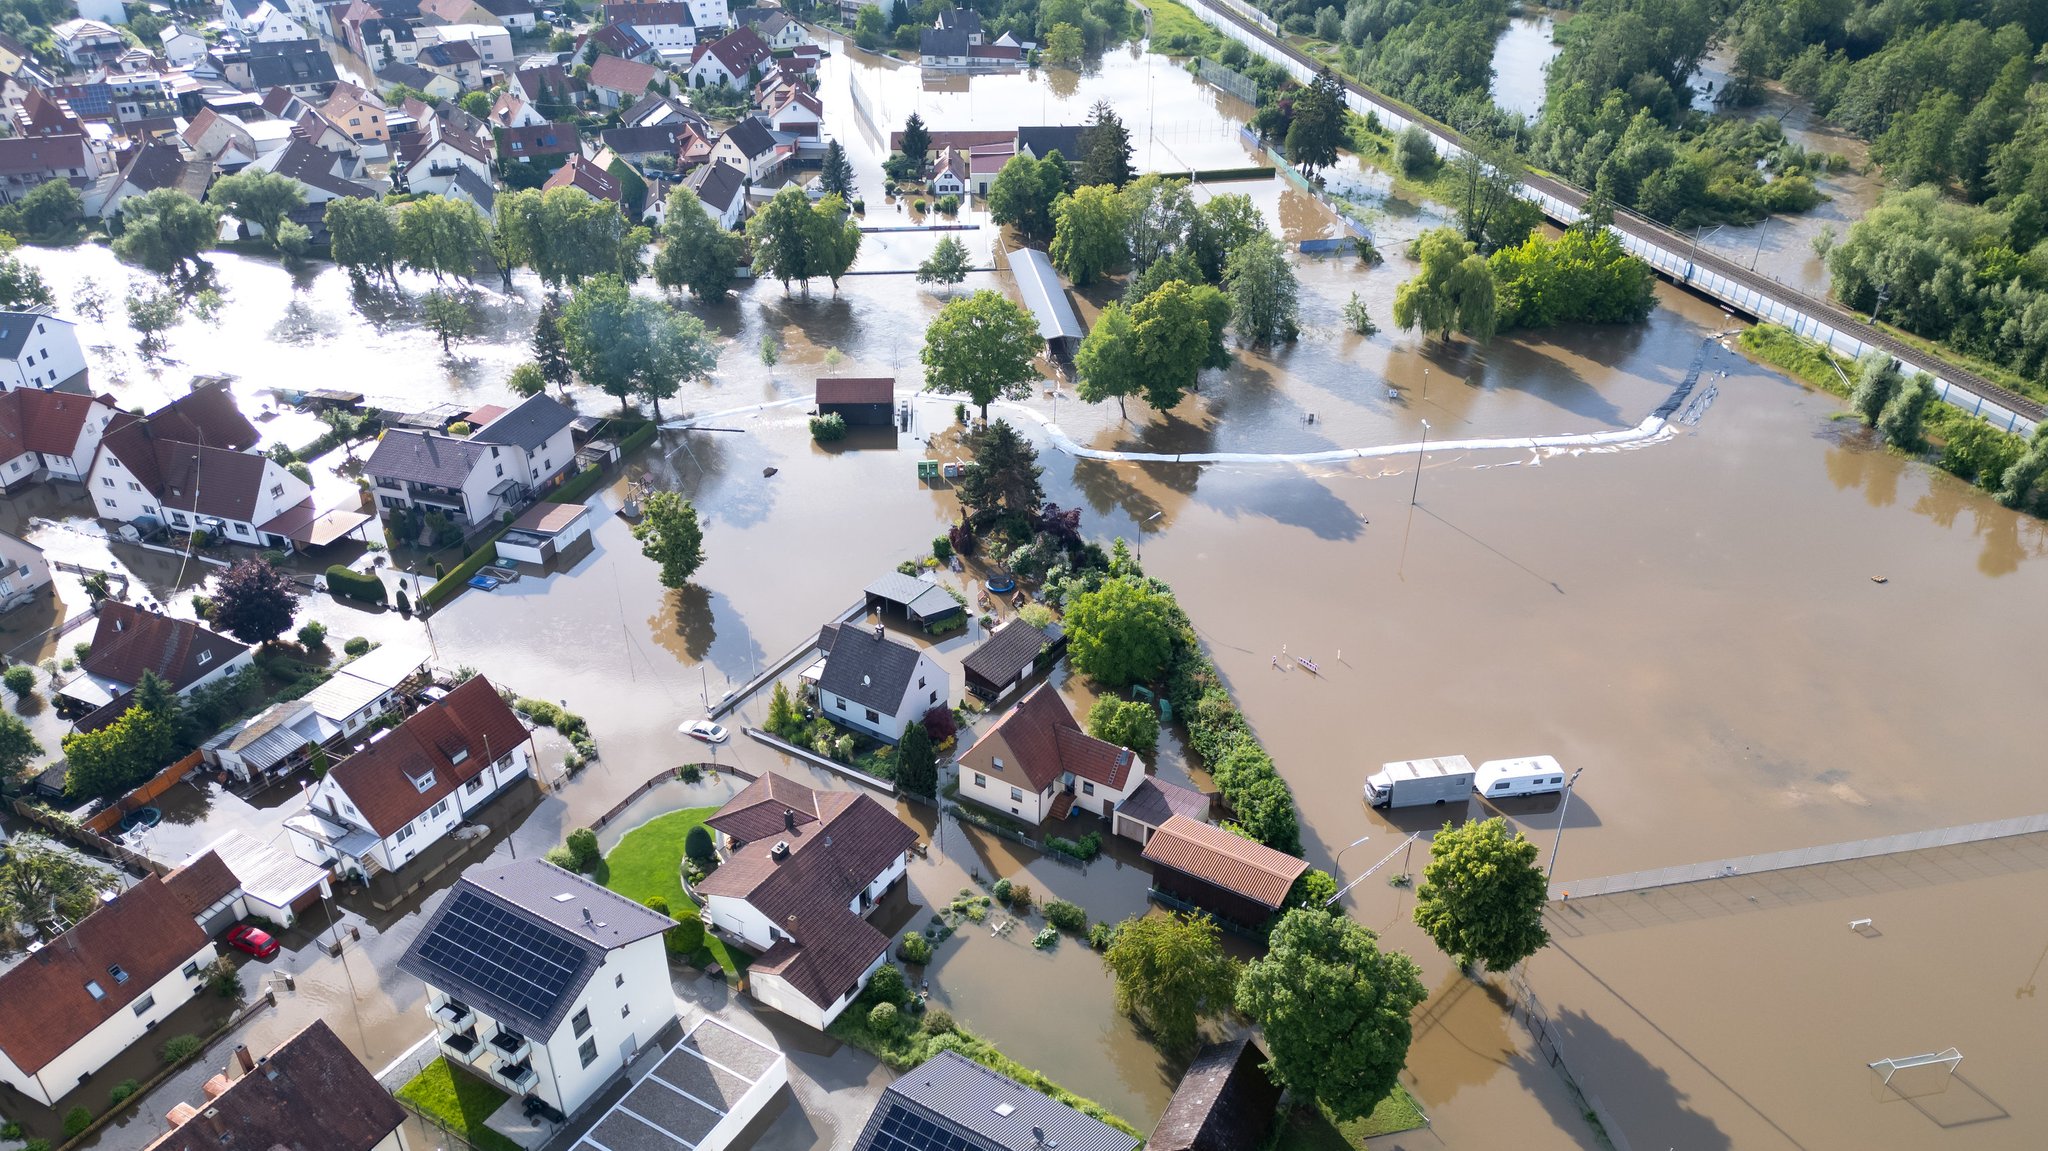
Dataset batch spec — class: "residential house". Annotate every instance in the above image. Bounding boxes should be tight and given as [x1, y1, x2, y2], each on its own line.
[1148, 1037, 1284, 1151]
[488, 84, 545, 128]
[418, 0, 498, 24]
[417, 41, 485, 88]
[15, 88, 84, 138]
[514, 62, 583, 113]
[685, 27, 768, 89]
[553, 1017, 785, 1151]
[956, 683, 1146, 825]
[0, 135, 97, 203]
[476, 0, 538, 31]
[815, 377, 894, 426]
[543, 151, 622, 202]
[1141, 814, 1310, 927]
[396, 119, 494, 198]
[0, 310, 87, 392]
[587, 53, 664, 108]
[292, 105, 363, 155]
[84, 382, 315, 545]
[496, 120, 579, 168]
[416, 23, 513, 68]
[237, 1, 313, 42]
[182, 108, 273, 168]
[245, 40, 340, 96]
[934, 7, 982, 42]
[740, 8, 806, 49]
[0, 30, 29, 74]
[160, 26, 210, 68]
[685, 158, 745, 228]
[0, 530, 48, 612]
[708, 114, 780, 182]
[51, 19, 127, 68]
[599, 122, 685, 166]
[600, 3, 701, 55]
[398, 858, 675, 1116]
[849, 1051, 1141, 1151]
[696, 773, 917, 1029]
[581, 21, 658, 64]
[56, 601, 255, 724]
[365, 393, 577, 528]
[622, 92, 702, 129]
[90, 140, 211, 220]
[250, 134, 382, 205]
[202, 642, 429, 781]
[1110, 775, 1210, 845]
[142, 1021, 407, 1151]
[493, 501, 593, 565]
[919, 28, 1023, 69]
[0, 388, 114, 492]
[967, 142, 1013, 196]
[379, 62, 459, 102]
[809, 620, 948, 743]
[1017, 124, 1085, 162]
[286, 676, 534, 878]
[0, 877, 218, 1108]
[322, 82, 390, 144]
[929, 143, 967, 195]
[959, 616, 1062, 702]
[168, 834, 333, 930]
[761, 85, 820, 137]
[359, 17, 422, 67]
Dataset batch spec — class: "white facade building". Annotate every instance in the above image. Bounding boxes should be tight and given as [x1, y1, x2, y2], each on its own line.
[809, 621, 949, 743]
[0, 310, 87, 392]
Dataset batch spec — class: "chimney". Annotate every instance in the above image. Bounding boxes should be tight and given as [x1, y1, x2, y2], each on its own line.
[234, 1045, 253, 1074]
[872, 623, 884, 640]
[783, 808, 795, 831]
[771, 841, 790, 860]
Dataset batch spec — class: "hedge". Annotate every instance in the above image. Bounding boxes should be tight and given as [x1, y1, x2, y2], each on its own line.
[615, 419, 658, 456]
[546, 463, 607, 505]
[325, 565, 387, 605]
[421, 536, 503, 609]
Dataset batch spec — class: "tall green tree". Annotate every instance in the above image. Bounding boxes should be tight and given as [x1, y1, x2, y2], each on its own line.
[1452, 140, 1537, 252]
[1043, 21, 1084, 66]
[1130, 279, 1228, 410]
[397, 195, 491, 282]
[1049, 183, 1127, 286]
[1488, 226, 1656, 330]
[125, 285, 182, 353]
[1188, 192, 1265, 283]
[1078, 101, 1135, 188]
[1849, 351, 1903, 426]
[0, 242, 53, 311]
[62, 694, 180, 799]
[1064, 576, 1176, 687]
[0, 836, 110, 950]
[209, 558, 301, 646]
[1393, 228, 1497, 343]
[532, 292, 573, 396]
[653, 187, 744, 302]
[324, 198, 400, 285]
[920, 289, 1042, 421]
[1413, 816, 1550, 971]
[988, 153, 1064, 241]
[422, 288, 475, 353]
[808, 194, 863, 291]
[1286, 66, 1345, 177]
[819, 139, 856, 198]
[916, 235, 971, 284]
[1074, 301, 1141, 417]
[114, 190, 218, 278]
[1100, 912, 1238, 1055]
[0, 710, 43, 785]
[207, 170, 304, 252]
[1086, 695, 1159, 755]
[496, 187, 639, 287]
[955, 418, 1044, 526]
[637, 305, 717, 420]
[746, 187, 857, 294]
[1121, 175, 1197, 274]
[559, 274, 642, 412]
[1237, 909, 1429, 1121]
[899, 111, 931, 171]
[896, 719, 937, 797]
[1224, 231, 1298, 346]
[631, 490, 705, 588]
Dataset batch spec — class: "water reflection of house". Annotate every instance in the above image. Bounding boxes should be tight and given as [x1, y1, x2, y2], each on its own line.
[807, 621, 949, 743]
[0, 876, 217, 1107]
[1141, 814, 1309, 929]
[848, 1050, 1140, 1151]
[200, 642, 429, 782]
[696, 772, 917, 1030]
[955, 683, 1145, 825]
[284, 676, 533, 879]
[146, 1020, 406, 1151]
[399, 858, 677, 1121]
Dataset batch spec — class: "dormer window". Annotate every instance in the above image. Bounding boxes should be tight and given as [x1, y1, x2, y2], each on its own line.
[411, 772, 436, 792]
[109, 964, 128, 984]
[449, 747, 468, 766]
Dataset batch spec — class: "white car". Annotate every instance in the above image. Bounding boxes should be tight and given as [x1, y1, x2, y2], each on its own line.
[680, 719, 729, 744]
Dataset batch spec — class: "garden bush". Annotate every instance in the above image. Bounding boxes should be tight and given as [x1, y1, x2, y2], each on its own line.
[992, 878, 1012, 904]
[297, 621, 328, 648]
[343, 635, 372, 656]
[325, 565, 386, 605]
[868, 962, 908, 1004]
[2, 665, 33, 696]
[564, 827, 600, 872]
[545, 844, 577, 869]
[1032, 926, 1059, 949]
[810, 412, 847, 442]
[919, 1007, 955, 1035]
[160, 1034, 202, 1064]
[1088, 921, 1116, 950]
[108, 1078, 140, 1105]
[1043, 899, 1087, 933]
[868, 1001, 900, 1032]
[899, 931, 933, 963]
[63, 1108, 91, 1138]
[685, 825, 715, 862]
[1045, 831, 1102, 862]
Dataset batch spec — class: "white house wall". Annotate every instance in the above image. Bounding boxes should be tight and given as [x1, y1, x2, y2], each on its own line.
[529, 934, 671, 1116]
[0, 316, 86, 391]
[0, 943, 215, 1106]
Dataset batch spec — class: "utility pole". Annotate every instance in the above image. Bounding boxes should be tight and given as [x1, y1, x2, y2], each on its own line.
[1547, 768, 1585, 880]
[1868, 283, 1892, 327]
[1409, 420, 1430, 506]
[1749, 217, 1770, 271]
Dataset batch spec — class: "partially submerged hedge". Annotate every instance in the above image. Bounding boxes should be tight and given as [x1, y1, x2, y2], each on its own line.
[325, 565, 386, 605]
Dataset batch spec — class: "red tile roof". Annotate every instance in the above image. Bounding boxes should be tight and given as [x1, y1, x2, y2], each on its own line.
[163, 850, 240, 917]
[542, 152, 622, 201]
[0, 388, 110, 458]
[0, 877, 210, 1075]
[326, 676, 531, 836]
[957, 683, 1135, 793]
[81, 601, 249, 692]
[589, 52, 661, 96]
[1141, 816, 1308, 910]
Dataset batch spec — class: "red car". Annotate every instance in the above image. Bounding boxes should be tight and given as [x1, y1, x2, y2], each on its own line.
[225, 925, 279, 960]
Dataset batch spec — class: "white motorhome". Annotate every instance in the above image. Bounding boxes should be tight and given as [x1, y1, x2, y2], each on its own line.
[1364, 755, 1474, 809]
[1475, 755, 1568, 799]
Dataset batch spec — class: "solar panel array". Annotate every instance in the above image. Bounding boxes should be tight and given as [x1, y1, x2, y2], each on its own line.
[864, 1102, 978, 1151]
[417, 889, 587, 1029]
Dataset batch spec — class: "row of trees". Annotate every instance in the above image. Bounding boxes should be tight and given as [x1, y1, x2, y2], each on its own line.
[984, 103, 1136, 236]
[1100, 815, 1550, 1119]
[325, 195, 495, 286]
[1393, 222, 1657, 343]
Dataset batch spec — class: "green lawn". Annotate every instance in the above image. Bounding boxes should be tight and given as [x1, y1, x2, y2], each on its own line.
[1273, 1088, 1429, 1149]
[1135, 0, 1224, 55]
[395, 1058, 522, 1151]
[602, 806, 747, 974]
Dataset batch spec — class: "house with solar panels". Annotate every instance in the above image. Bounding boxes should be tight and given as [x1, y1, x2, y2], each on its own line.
[399, 858, 677, 1123]
[849, 1050, 1140, 1151]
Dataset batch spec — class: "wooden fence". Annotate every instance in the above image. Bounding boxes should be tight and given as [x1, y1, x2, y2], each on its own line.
[12, 798, 168, 876]
[82, 750, 207, 834]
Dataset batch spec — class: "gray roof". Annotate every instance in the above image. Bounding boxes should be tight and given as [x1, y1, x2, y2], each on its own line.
[852, 1051, 1140, 1151]
[864, 572, 961, 621]
[470, 393, 575, 451]
[935, 7, 982, 34]
[249, 48, 337, 88]
[567, 1017, 784, 1151]
[688, 159, 745, 211]
[920, 27, 969, 57]
[1017, 125, 1085, 162]
[364, 429, 489, 486]
[721, 115, 776, 159]
[1009, 247, 1084, 342]
[398, 859, 673, 1037]
[1115, 776, 1209, 831]
[961, 618, 1052, 686]
[451, 165, 496, 211]
[0, 310, 62, 359]
[816, 621, 922, 713]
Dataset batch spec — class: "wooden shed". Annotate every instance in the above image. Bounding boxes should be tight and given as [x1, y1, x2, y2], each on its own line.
[816, 377, 895, 426]
[1142, 814, 1309, 929]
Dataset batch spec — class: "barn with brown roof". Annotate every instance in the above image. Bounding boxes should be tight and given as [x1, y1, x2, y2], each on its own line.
[695, 772, 917, 1030]
[1148, 1037, 1284, 1151]
[1142, 814, 1310, 928]
[814, 376, 894, 427]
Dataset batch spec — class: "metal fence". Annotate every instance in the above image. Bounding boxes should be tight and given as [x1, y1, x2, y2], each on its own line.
[1196, 57, 1259, 104]
[1504, 969, 1630, 1151]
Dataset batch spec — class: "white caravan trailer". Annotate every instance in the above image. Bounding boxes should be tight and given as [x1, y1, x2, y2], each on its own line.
[1474, 755, 1568, 799]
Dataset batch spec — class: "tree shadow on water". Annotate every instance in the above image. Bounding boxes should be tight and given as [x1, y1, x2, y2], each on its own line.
[1535, 1005, 1735, 1151]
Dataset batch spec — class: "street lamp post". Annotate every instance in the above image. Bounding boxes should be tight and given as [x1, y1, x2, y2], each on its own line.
[1318, 833, 1371, 908]
[1421, 365, 1430, 401]
[1547, 768, 1586, 880]
[1409, 419, 1430, 506]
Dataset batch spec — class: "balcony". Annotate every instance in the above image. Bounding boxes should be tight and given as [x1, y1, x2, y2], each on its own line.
[487, 1026, 530, 1063]
[438, 1027, 481, 1061]
[432, 997, 475, 1032]
[492, 1059, 536, 1093]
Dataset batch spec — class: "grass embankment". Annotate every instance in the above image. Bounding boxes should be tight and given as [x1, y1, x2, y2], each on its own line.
[1737, 323, 2034, 497]
[601, 806, 747, 974]
[396, 1058, 522, 1151]
[827, 1007, 1141, 1138]
[1135, 0, 1224, 55]
[1274, 1090, 1429, 1148]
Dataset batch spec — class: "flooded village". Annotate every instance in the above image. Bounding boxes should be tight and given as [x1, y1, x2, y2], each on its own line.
[0, 3, 2043, 1151]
